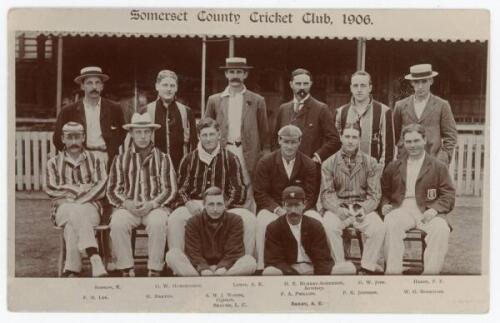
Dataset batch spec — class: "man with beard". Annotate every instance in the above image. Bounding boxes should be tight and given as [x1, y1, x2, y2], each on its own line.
[143, 70, 197, 170]
[107, 112, 177, 277]
[45, 122, 108, 277]
[382, 124, 455, 275]
[318, 122, 385, 275]
[262, 186, 334, 276]
[393, 64, 457, 165]
[53, 66, 126, 168]
[273, 68, 340, 164]
[166, 187, 257, 276]
[205, 57, 269, 211]
[336, 70, 395, 165]
[253, 125, 318, 270]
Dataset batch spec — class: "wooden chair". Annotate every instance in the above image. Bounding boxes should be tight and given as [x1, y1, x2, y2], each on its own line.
[55, 224, 110, 277]
[343, 227, 427, 273]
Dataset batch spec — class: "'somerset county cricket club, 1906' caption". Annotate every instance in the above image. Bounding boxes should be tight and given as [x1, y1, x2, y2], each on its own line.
[130, 9, 373, 26]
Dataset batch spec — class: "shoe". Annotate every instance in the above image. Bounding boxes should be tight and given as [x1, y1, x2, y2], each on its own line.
[148, 270, 161, 277]
[90, 255, 108, 277]
[122, 268, 135, 277]
[62, 270, 80, 278]
[358, 267, 385, 275]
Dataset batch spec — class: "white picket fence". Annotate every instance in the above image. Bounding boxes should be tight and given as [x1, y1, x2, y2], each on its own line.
[14, 131, 485, 196]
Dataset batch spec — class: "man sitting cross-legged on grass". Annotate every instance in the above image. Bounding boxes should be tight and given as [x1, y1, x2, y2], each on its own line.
[166, 186, 257, 276]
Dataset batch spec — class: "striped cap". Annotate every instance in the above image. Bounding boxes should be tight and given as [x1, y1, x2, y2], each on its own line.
[62, 122, 85, 133]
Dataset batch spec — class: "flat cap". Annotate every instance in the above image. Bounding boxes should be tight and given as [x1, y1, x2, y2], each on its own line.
[278, 124, 302, 139]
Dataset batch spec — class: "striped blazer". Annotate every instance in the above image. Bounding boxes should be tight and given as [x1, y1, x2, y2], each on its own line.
[176, 148, 247, 208]
[318, 149, 383, 215]
[45, 150, 107, 222]
[107, 145, 177, 208]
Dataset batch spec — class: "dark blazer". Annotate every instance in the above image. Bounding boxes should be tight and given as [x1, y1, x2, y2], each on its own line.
[273, 96, 341, 162]
[264, 215, 334, 275]
[393, 94, 457, 165]
[185, 211, 245, 272]
[253, 150, 318, 212]
[53, 98, 126, 166]
[381, 153, 455, 217]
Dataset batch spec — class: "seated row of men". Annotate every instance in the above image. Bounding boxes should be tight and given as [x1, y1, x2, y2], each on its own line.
[46, 113, 455, 277]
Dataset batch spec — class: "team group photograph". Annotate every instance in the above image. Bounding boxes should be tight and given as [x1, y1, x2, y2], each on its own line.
[14, 33, 486, 278]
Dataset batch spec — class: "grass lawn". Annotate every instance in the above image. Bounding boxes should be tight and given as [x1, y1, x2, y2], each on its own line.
[13, 194, 483, 277]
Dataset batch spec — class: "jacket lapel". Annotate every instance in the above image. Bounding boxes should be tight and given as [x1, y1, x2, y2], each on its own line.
[274, 151, 289, 180]
[349, 152, 364, 178]
[289, 153, 302, 180]
[405, 95, 419, 122]
[241, 92, 252, 126]
[337, 154, 351, 177]
[398, 159, 407, 187]
[416, 154, 432, 183]
[418, 94, 435, 122]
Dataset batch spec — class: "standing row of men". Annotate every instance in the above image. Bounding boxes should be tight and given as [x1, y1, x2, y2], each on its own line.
[46, 57, 457, 277]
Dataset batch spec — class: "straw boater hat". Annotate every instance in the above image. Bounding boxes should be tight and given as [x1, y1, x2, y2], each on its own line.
[74, 66, 110, 84]
[123, 113, 161, 130]
[404, 64, 439, 80]
[219, 57, 253, 70]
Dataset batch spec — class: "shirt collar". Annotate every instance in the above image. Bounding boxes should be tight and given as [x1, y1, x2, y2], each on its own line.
[287, 217, 302, 230]
[413, 93, 431, 105]
[221, 85, 247, 97]
[293, 94, 310, 105]
[63, 150, 87, 165]
[407, 152, 426, 164]
[282, 157, 296, 165]
[83, 98, 101, 109]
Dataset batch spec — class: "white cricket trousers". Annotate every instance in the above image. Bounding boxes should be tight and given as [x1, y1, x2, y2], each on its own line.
[110, 208, 169, 271]
[384, 198, 450, 274]
[167, 200, 256, 255]
[320, 210, 386, 271]
[55, 202, 101, 273]
[165, 248, 257, 276]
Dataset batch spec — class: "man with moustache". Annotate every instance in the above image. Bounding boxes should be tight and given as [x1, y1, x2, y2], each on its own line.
[53, 66, 126, 168]
[107, 112, 177, 277]
[318, 122, 385, 275]
[144, 69, 197, 170]
[393, 64, 457, 165]
[205, 57, 269, 211]
[45, 122, 108, 277]
[382, 124, 455, 275]
[336, 70, 395, 165]
[253, 125, 318, 270]
[273, 68, 340, 164]
[165, 187, 257, 276]
[262, 186, 334, 276]
[167, 117, 256, 256]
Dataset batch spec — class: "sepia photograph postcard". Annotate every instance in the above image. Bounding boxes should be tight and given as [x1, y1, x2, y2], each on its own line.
[6, 6, 490, 313]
